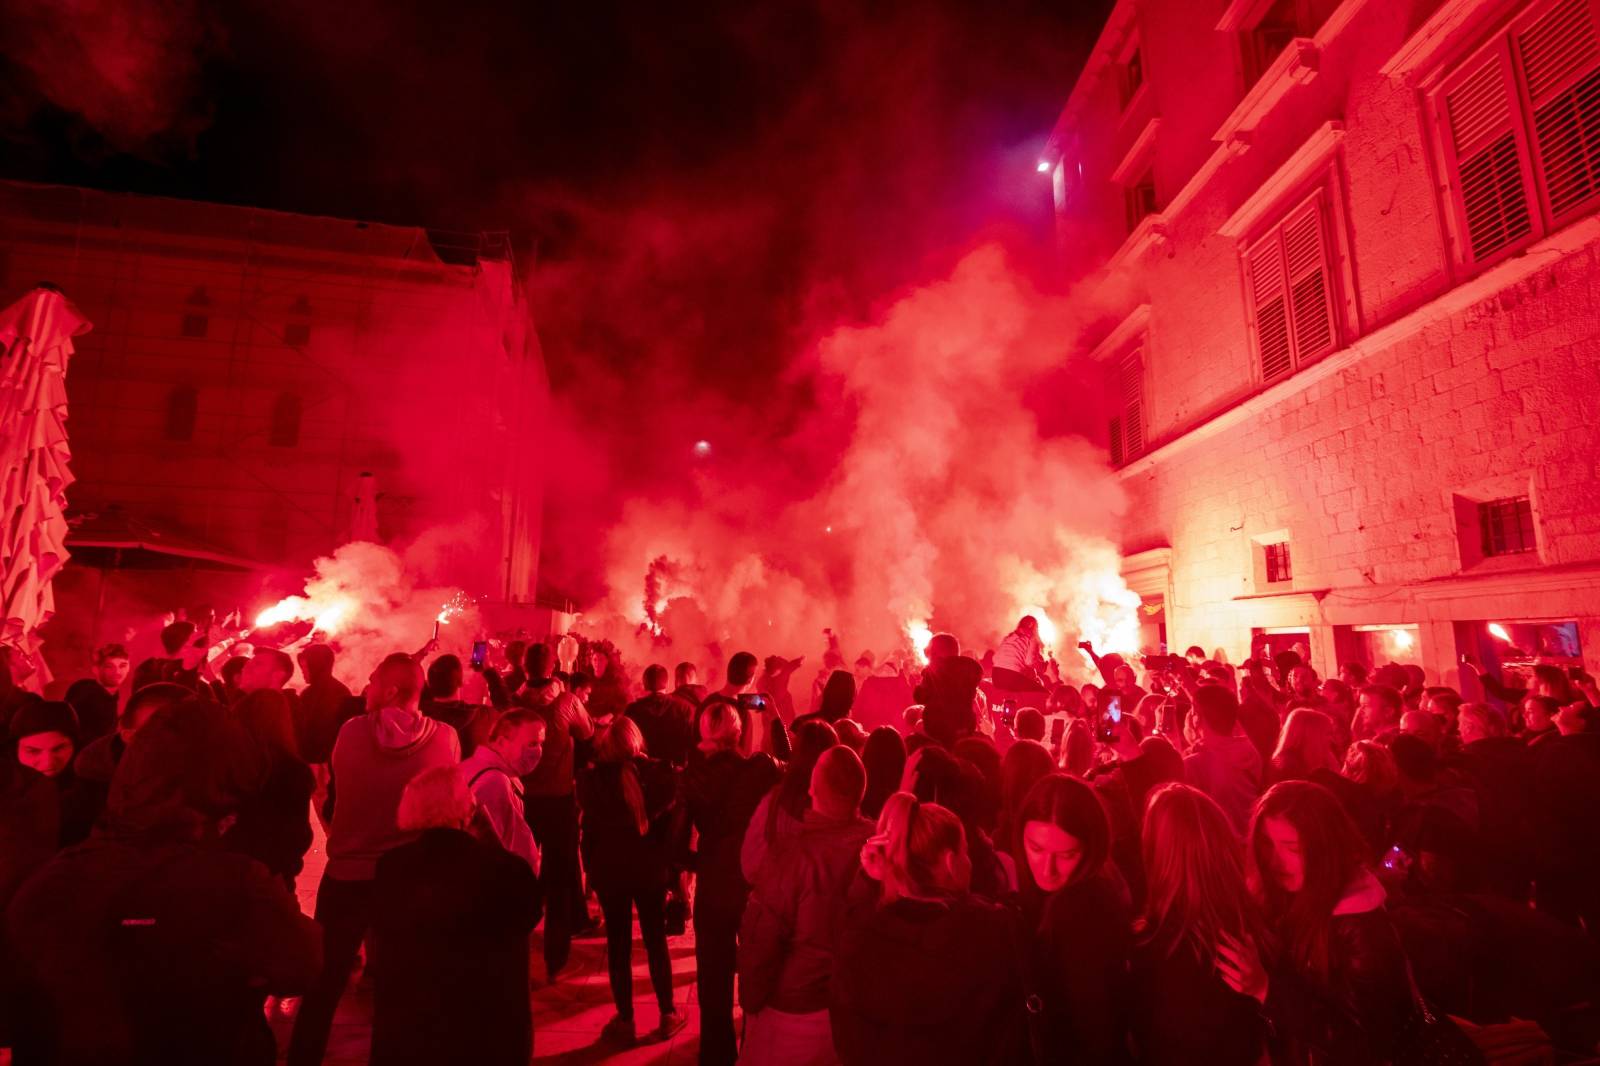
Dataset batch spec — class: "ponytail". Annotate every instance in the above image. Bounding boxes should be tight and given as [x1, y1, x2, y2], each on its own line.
[871, 790, 966, 899]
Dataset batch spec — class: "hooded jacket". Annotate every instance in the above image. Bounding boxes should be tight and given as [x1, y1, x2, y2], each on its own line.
[326, 707, 459, 880]
[3, 699, 319, 1066]
[830, 892, 1027, 1066]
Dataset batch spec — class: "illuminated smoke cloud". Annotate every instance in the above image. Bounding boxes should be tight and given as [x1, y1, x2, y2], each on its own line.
[0, 0, 218, 152]
[588, 244, 1140, 677]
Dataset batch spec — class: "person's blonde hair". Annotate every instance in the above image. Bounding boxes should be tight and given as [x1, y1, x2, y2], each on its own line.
[1272, 708, 1340, 779]
[698, 700, 742, 752]
[596, 718, 649, 834]
[1141, 783, 1266, 963]
[397, 766, 474, 832]
[872, 791, 967, 899]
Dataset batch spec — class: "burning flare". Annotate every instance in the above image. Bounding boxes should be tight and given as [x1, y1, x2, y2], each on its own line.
[1488, 622, 1511, 643]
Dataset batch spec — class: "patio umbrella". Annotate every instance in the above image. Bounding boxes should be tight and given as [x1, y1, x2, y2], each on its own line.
[0, 285, 91, 691]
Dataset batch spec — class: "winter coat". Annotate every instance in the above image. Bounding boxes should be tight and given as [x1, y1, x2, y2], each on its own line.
[295, 678, 355, 763]
[738, 809, 873, 1014]
[576, 756, 678, 892]
[1129, 938, 1268, 1066]
[4, 699, 316, 1066]
[515, 684, 593, 797]
[685, 748, 780, 915]
[1030, 868, 1133, 1066]
[370, 828, 540, 1066]
[222, 749, 315, 880]
[1266, 870, 1417, 1066]
[422, 697, 494, 759]
[63, 679, 118, 744]
[831, 893, 1028, 1066]
[624, 692, 697, 768]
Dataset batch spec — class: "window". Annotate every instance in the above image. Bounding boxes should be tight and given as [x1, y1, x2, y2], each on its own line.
[1264, 541, 1293, 583]
[1243, 190, 1336, 383]
[1122, 46, 1145, 107]
[181, 286, 210, 338]
[1126, 170, 1159, 232]
[1435, 0, 1600, 267]
[1241, 0, 1343, 86]
[269, 393, 302, 448]
[1478, 495, 1537, 556]
[164, 386, 198, 442]
[1107, 349, 1145, 466]
[285, 295, 311, 346]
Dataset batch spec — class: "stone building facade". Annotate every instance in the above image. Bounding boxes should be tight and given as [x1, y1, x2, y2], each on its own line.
[1044, 0, 1600, 686]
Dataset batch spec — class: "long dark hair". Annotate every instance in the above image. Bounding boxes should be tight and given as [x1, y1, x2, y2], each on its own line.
[597, 717, 649, 835]
[1140, 783, 1268, 964]
[767, 719, 838, 839]
[1247, 780, 1369, 977]
[1011, 773, 1111, 898]
[998, 740, 1056, 845]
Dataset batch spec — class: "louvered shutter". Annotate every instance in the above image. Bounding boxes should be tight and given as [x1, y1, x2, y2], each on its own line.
[1518, 0, 1600, 219]
[1108, 416, 1124, 466]
[1444, 46, 1535, 261]
[1119, 351, 1144, 460]
[1246, 231, 1294, 383]
[1282, 197, 1336, 363]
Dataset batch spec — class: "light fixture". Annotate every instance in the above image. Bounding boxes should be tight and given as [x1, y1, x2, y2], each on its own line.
[1037, 160, 1052, 173]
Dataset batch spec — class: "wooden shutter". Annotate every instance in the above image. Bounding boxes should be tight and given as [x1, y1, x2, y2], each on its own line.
[1443, 47, 1536, 261]
[1246, 233, 1293, 383]
[1282, 197, 1335, 363]
[1518, 0, 1600, 219]
[1108, 416, 1124, 466]
[1118, 350, 1145, 460]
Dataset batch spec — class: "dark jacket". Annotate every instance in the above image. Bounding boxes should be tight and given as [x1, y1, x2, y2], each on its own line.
[1130, 938, 1267, 1065]
[69, 732, 125, 848]
[831, 893, 1027, 1066]
[422, 697, 493, 759]
[1266, 871, 1417, 1066]
[738, 809, 873, 1014]
[370, 828, 540, 1066]
[4, 700, 314, 1066]
[685, 748, 780, 915]
[296, 678, 355, 763]
[624, 692, 696, 767]
[0, 761, 58, 1047]
[1031, 868, 1133, 1066]
[576, 756, 678, 892]
[222, 749, 315, 880]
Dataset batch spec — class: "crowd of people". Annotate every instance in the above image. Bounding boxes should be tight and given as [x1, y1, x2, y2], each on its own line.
[2, 610, 1599, 1065]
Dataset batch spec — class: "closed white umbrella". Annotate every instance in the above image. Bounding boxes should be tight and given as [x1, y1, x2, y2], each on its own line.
[0, 285, 90, 691]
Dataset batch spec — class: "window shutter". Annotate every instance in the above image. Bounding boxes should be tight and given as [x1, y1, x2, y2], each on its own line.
[1108, 416, 1125, 466]
[1281, 197, 1335, 362]
[1119, 351, 1145, 460]
[1444, 48, 1535, 260]
[1246, 233, 1293, 382]
[1519, 0, 1600, 218]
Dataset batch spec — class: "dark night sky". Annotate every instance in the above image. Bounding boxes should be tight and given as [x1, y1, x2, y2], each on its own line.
[0, 0, 1109, 598]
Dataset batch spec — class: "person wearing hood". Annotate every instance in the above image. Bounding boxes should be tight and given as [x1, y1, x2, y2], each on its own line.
[5, 696, 318, 1066]
[830, 792, 1026, 1066]
[1182, 684, 1263, 836]
[461, 709, 546, 874]
[11, 698, 98, 848]
[287, 653, 459, 1066]
[1244, 780, 1478, 1065]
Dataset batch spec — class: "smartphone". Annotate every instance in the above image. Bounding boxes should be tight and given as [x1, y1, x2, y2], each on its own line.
[1050, 717, 1066, 745]
[1096, 695, 1121, 743]
[470, 640, 489, 669]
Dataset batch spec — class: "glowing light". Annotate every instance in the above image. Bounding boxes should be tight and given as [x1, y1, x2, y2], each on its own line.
[254, 594, 357, 636]
[1389, 628, 1415, 651]
[824, 525, 832, 534]
[693, 440, 712, 457]
[435, 590, 473, 626]
[1036, 160, 1052, 173]
[905, 619, 933, 665]
[1488, 622, 1511, 642]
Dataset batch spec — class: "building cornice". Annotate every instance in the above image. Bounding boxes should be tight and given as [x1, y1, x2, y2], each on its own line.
[1380, 0, 1511, 85]
[1218, 121, 1346, 238]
